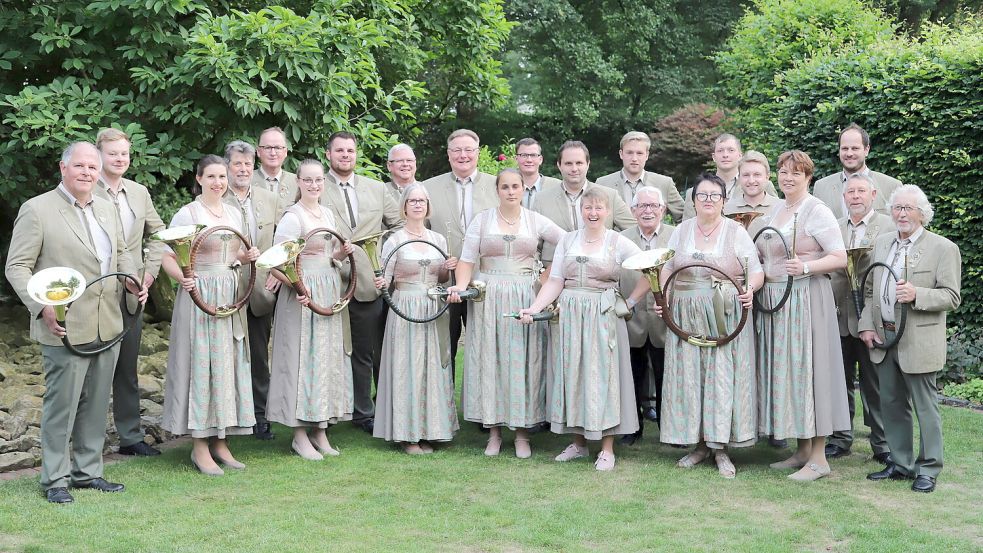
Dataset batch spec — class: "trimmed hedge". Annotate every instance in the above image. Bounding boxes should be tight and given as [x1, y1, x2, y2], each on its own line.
[731, 22, 983, 327]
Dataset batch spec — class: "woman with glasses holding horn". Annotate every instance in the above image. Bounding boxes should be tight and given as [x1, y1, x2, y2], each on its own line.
[652, 173, 763, 479]
[518, 187, 652, 471]
[266, 159, 355, 461]
[372, 183, 460, 454]
[756, 150, 849, 482]
[446, 168, 564, 459]
[161, 155, 261, 476]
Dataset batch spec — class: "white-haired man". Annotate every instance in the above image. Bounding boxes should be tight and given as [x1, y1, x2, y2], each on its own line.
[384, 143, 419, 209]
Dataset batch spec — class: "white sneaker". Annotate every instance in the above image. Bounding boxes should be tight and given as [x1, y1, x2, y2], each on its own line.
[554, 443, 589, 462]
[594, 451, 616, 471]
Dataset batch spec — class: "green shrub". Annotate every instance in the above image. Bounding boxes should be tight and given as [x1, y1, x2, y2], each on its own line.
[943, 379, 983, 405]
[943, 327, 983, 385]
[477, 142, 517, 176]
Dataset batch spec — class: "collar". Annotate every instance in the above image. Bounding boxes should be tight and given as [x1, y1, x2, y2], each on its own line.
[453, 169, 478, 185]
[562, 182, 586, 198]
[737, 192, 776, 209]
[260, 167, 283, 182]
[330, 170, 354, 187]
[227, 185, 252, 203]
[620, 169, 644, 185]
[897, 226, 925, 246]
[524, 175, 542, 191]
[58, 182, 94, 209]
[98, 176, 129, 195]
[840, 166, 871, 182]
[639, 224, 662, 241]
[848, 209, 875, 228]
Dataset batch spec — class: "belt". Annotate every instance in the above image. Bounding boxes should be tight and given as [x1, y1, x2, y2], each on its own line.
[883, 321, 896, 331]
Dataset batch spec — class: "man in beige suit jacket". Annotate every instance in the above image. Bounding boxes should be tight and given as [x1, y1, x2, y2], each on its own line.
[596, 131, 684, 222]
[813, 124, 902, 219]
[384, 143, 419, 210]
[224, 140, 279, 440]
[250, 126, 298, 221]
[618, 186, 674, 445]
[320, 131, 404, 432]
[533, 141, 635, 264]
[422, 129, 499, 365]
[515, 137, 561, 210]
[93, 128, 166, 457]
[684, 134, 778, 221]
[825, 175, 895, 463]
[6, 142, 143, 503]
[859, 185, 961, 493]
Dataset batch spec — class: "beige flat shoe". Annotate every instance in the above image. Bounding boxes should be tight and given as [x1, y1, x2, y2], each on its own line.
[292, 439, 324, 461]
[788, 462, 830, 482]
[191, 452, 224, 476]
[594, 451, 616, 471]
[714, 451, 736, 479]
[403, 443, 426, 455]
[514, 438, 532, 459]
[677, 448, 710, 468]
[554, 443, 589, 462]
[484, 435, 503, 457]
[210, 449, 246, 470]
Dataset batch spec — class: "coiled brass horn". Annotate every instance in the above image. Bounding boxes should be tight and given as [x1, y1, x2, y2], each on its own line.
[752, 212, 796, 314]
[27, 266, 143, 357]
[428, 280, 487, 302]
[258, 227, 357, 316]
[151, 224, 255, 317]
[858, 254, 908, 350]
[623, 248, 749, 348]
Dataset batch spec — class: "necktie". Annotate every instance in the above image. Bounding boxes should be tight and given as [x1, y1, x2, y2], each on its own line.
[567, 191, 582, 230]
[523, 186, 535, 209]
[883, 239, 910, 309]
[457, 178, 468, 228]
[266, 176, 277, 193]
[342, 183, 357, 228]
[848, 227, 857, 249]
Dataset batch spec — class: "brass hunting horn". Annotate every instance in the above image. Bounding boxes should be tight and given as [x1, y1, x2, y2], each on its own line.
[726, 211, 764, 230]
[858, 254, 909, 350]
[751, 213, 797, 313]
[844, 246, 872, 319]
[150, 224, 255, 317]
[623, 248, 749, 348]
[27, 266, 143, 357]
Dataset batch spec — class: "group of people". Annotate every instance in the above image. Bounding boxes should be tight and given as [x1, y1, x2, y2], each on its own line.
[4, 123, 961, 505]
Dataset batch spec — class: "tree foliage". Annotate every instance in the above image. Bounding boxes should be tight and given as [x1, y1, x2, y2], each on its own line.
[649, 104, 732, 188]
[0, 0, 510, 273]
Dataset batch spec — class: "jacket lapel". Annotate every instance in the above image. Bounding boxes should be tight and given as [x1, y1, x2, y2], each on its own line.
[59, 205, 98, 258]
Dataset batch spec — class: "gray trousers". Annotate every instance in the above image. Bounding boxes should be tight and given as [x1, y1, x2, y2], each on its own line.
[112, 299, 145, 447]
[247, 306, 273, 423]
[349, 297, 385, 423]
[877, 330, 944, 478]
[40, 341, 120, 490]
[828, 335, 888, 455]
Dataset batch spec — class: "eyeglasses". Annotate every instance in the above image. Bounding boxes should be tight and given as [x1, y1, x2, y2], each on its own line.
[516, 153, 541, 159]
[695, 192, 723, 202]
[389, 158, 416, 164]
[258, 145, 287, 152]
[449, 147, 478, 155]
[891, 205, 920, 214]
[634, 203, 663, 212]
[299, 177, 325, 185]
[406, 198, 429, 206]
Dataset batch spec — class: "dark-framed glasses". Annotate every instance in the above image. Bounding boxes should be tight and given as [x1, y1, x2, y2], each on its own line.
[695, 192, 723, 202]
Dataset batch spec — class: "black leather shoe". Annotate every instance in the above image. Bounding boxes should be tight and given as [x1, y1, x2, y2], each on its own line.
[527, 421, 551, 434]
[619, 432, 642, 446]
[768, 437, 788, 449]
[71, 478, 125, 492]
[355, 419, 375, 433]
[118, 442, 161, 456]
[872, 452, 893, 465]
[866, 464, 912, 481]
[911, 475, 936, 493]
[824, 444, 850, 458]
[45, 487, 73, 504]
[253, 421, 275, 440]
[641, 407, 659, 423]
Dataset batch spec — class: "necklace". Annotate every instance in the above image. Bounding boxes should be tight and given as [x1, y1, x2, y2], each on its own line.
[785, 195, 806, 212]
[405, 227, 425, 238]
[201, 201, 225, 219]
[300, 202, 322, 219]
[498, 208, 519, 226]
[696, 218, 723, 243]
[584, 231, 603, 244]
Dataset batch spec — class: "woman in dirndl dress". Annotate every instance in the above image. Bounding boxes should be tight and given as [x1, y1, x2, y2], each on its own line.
[267, 159, 354, 461]
[655, 173, 764, 478]
[756, 150, 849, 481]
[161, 155, 260, 476]
[518, 187, 652, 471]
[372, 183, 460, 454]
[447, 168, 564, 458]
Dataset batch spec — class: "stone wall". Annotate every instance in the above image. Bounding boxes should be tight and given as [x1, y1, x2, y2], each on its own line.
[0, 304, 170, 472]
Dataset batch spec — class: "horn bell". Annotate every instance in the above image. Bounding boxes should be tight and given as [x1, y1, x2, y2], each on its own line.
[352, 231, 387, 274]
[150, 224, 207, 268]
[27, 266, 87, 323]
[726, 211, 764, 229]
[256, 239, 306, 285]
[622, 248, 675, 294]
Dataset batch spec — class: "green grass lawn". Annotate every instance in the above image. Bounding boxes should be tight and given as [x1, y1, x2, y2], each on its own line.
[1, 363, 981, 553]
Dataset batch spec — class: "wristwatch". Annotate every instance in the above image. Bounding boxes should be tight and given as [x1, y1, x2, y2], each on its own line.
[803, 263, 810, 275]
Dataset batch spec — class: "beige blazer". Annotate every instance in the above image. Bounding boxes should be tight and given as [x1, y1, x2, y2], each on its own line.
[596, 170, 684, 222]
[94, 178, 166, 279]
[6, 189, 136, 346]
[858, 229, 961, 373]
[619, 224, 674, 348]
[684, 179, 778, 221]
[320, 173, 404, 302]
[532, 181, 636, 263]
[813, 170, 902, 220]
[223, 185, 278, 316]
[525, 175, 562, 211]
[829, 212, 894, 337]
[421, 171, 499, 259]
[251, 169, 298, 221]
